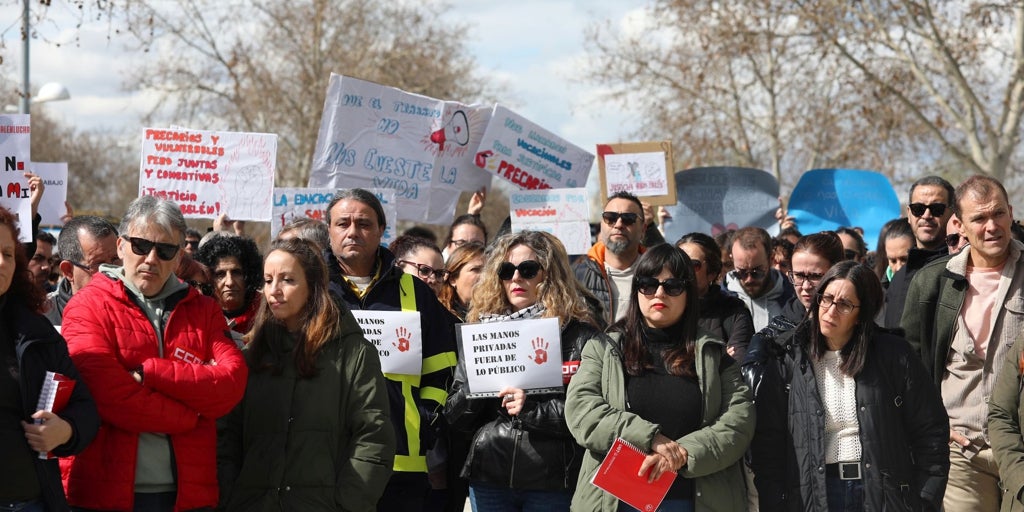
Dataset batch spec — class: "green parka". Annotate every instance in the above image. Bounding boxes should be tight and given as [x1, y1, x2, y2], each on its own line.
[988, 332, 1024, 512]
[564, 331, 754, 511]
[217, 307, 395, 511]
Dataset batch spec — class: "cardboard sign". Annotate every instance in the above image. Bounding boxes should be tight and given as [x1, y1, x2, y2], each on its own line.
[597, 141, 677, 206]
[509, 188, 591, 255]
[474, 105, 594, 190]
[32, 162, 68, 226]
[787, 169, 900, 251]
[138, 128, 277, 221]
[270, 187, 397, 247]
[0, 114, 34, 241]
[309, 74, 493, 225]
[351, 310, 423, 375]
[661, 167, 779, 243]
[457, 317, 563, 397]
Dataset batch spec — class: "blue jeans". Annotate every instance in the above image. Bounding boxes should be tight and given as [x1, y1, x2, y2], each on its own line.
[825, 477, 864, 512]
[0, 500, 44, 512]
[468, 483, 571, 512]
[617, 498, 694, 512]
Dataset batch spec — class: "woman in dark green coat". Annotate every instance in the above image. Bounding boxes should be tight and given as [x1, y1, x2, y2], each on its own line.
[218, 238, 395, 511]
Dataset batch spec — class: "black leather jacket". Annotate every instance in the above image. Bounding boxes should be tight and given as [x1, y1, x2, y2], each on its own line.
[444, 318, 604, 491]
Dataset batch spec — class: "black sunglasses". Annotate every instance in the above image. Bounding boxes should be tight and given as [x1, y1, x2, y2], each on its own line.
[601, 211, 639, 226]
[635, 276, 688, 296]
[498, 260, 542, 280]
[397, 260, 449, 280]
[909, 202, 947, 217]
[185, 239, 200, 250]
[123, 236, 180, 261]
[732, 267, 767, 281]
[945, 233, 962, 247]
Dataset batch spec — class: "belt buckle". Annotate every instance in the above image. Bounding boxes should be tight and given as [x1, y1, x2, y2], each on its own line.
[839, 462, 861, 480]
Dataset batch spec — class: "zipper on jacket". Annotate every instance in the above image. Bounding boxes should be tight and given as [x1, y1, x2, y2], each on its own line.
[509, 416, 523, 488]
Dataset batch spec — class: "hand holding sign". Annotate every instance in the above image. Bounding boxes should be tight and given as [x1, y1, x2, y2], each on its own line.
[528, 337, 549, 365]
[499, 386, 526, 416]
[394, 326, 411, 353]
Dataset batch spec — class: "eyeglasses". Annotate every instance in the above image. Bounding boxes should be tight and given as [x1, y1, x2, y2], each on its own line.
[909, 202, 947, 217]
[497, 260, 542, 280]
[397, 260, 449, 281]
[816, 293, 860, 315]
[844, 249, 859, 260]
[601, 211, 639, 226]
[185, 239, 200, 250]
[690, 259, 703, 271]
[731, 267, 767, 281]
[945, 233, 962, 248]
[788, 271, 825, 287]
[123, 236, 180, 261]
[635, 276, 688, 296]
[70, 261, 100, 275]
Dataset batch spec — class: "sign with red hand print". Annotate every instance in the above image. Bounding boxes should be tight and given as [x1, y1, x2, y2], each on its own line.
[456, 317, 563, 398]
[350, 310, 422, 375]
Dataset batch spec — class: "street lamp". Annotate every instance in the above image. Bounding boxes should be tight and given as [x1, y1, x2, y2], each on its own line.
[4, 82, 71, 113]
[18, 0, 72, 114]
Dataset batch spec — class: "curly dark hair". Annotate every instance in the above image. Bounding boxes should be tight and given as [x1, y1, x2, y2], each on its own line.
[194, 235, 263, 306]
[0, 207, 45, 313]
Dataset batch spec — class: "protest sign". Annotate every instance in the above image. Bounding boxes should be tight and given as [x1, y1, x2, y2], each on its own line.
[309, 74, 493, 225]
[0, 114, 33, 241]
[457, 317, 563, 398]
[474, 105, 594, 191]
[787, 169, 900, 251]
[32, 162, 68, 226]
[351, 310, 422, 375]
[509, 188, 591, 254]
[596, 141, 677, 206]
[139, 128, 277, 221]
[661, 167, 779, 243]
[270, 187, 396, 246]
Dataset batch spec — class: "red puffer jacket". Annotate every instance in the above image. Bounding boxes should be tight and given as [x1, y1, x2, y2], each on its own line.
[59, 273, 248, 511]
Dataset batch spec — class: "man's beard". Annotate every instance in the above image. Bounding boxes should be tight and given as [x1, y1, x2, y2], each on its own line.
[604, 238, 631, 255]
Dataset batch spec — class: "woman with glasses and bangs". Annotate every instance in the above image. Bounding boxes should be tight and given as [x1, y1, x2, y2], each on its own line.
[444, 231, 604, 512]
[565, 243, 754, 512]
[749, 261, 949, 511]
[389, 234, 449, 296]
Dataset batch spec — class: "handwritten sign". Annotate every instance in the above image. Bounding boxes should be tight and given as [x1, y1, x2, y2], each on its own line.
[32, 162, 68, 226]
[661, 167, 779, 243]
[138, 128, 277, 221]
[474, 105, 594, 190]
[509, 188, 591, 254]
[0, 114, 33, 241]
[787, 169, 900, 251]
[597, 141, 676, 206]
[270, 187, 397, 246]
[309, 74, 493, 225]
[351, 310, 422, 375]
[457, 317, 563, 397]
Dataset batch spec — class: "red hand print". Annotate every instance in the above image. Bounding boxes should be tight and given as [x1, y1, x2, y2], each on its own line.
[394, 326, 411, 352]
[528, 337, 549, 365]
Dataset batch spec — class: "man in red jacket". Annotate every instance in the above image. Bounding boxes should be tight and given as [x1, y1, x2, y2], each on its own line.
[60, 195, 248, 512]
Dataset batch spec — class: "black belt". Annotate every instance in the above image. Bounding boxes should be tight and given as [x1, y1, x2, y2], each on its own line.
[825, 462, 862, 480]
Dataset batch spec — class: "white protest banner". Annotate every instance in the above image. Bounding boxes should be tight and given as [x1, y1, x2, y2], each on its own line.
[309, 74, 493, 225]
[269, 187, 397, 246]
[32, 162, 68, 226]
[474, 105, 594, 190]
[351, 310, 422, 375]
[457, 317, 563, 398]
[509, 188, 591, 254]
[0, 114, 33, 241]
[597, 141, 677, 206]
[139, 128, 277, 221]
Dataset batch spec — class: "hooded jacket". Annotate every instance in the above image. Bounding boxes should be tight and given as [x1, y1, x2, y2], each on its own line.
[43, 278, 72, 326]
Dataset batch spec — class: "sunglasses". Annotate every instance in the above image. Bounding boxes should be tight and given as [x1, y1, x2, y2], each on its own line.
[732, 267, 767, 281]
[945, 233, 962, 248]
[498, 260, 543, 281]
[909, 202, 947, 217]
[601, 211, 639, 226]
[635, 276, 688, 296]
[185, 239, 200, 250]
[397, 260, 449, 281]
[123, 236, 180, 261]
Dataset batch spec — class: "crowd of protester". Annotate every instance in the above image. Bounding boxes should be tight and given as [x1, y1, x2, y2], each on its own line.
[6, 172, 1024, 512]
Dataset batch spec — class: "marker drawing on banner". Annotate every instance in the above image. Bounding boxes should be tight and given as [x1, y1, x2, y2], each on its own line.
[138, 128, 277, 221]
[32, 162, 68, 226]
[0, 114, 33, 241]
[474, 105, 594, 191]
[661, 167, 779, 243]
[509, 188, 591, 255]
[309, 74, 493, 225]
[351, 310, 422, 375]
[271, 187, 396, 246]
[457, 317, 563, 398]
[597, 141, 677, 206]
[787, 169, 900, 251]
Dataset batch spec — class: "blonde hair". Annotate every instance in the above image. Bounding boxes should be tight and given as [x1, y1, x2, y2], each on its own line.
[467, 231, 595, 327]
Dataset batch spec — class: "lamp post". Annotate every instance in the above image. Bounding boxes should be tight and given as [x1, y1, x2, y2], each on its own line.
[17, 0, 71, 115]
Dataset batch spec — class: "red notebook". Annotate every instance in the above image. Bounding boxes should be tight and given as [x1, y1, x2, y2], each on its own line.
[34, 371, 76, 459]
[591, 437, 677, 511]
